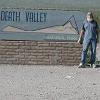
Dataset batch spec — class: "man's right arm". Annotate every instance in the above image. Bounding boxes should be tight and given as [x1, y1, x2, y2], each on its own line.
[77, 29, 84, 44]
[77, 21, 85, 44]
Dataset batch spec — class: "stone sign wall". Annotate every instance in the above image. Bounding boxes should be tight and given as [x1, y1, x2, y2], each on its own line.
[0, 40, 82, 66]
[0, 8, 84, 65]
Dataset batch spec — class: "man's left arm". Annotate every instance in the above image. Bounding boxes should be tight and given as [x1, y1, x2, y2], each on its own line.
[96, 21, 100, 43]
[96, 29, 100, 43]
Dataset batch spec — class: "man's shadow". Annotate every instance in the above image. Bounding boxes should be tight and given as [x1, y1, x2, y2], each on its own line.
[86, 64, 100, 68]
[96, 65, 100, 68]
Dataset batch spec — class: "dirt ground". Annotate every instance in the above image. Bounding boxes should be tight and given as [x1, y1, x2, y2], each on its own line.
[0, 65, 100, 100]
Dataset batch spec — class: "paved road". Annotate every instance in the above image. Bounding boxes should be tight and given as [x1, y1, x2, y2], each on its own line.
[0, 65, 100, 100]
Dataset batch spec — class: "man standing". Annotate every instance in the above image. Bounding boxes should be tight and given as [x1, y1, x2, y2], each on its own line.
[78, 12, 99, 68]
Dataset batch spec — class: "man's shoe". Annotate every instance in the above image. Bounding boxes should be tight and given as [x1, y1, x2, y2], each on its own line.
[78, 63, 85, 68]
[92, 64, 96, 68]
[90, 64, 92, 68]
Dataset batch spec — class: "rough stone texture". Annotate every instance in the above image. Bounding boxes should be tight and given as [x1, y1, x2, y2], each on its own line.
[0, 41, 82, 66]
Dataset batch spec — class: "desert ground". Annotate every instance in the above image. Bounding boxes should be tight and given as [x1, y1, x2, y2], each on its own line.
[0, 65, 100, 100]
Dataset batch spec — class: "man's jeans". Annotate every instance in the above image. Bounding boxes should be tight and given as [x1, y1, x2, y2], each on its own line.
[81, 39, 97, 65]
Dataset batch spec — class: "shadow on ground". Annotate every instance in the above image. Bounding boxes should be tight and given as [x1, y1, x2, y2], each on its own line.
[96, 65, 100, 68]
[84, 64, 100, 68]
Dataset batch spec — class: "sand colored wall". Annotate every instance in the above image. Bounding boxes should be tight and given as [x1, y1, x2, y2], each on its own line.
[0, 41, 82, 66]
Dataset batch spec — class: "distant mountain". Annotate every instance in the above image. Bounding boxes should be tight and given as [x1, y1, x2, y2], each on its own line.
[0, 0, 100, 9]
[2, 22, 77, 34]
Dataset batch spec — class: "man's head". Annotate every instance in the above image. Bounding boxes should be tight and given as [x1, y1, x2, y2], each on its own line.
[86, 12, 94, 22]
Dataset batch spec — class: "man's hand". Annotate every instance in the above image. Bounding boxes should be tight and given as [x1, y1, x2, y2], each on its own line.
[77, 38, 81, 44]
[77, 30, 84, 44]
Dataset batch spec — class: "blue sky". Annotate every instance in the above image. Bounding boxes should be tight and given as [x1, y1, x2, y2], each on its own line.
[0, 0, 100, 9]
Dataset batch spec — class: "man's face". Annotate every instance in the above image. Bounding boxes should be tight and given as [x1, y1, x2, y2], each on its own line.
[86, 15, 93, 22]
